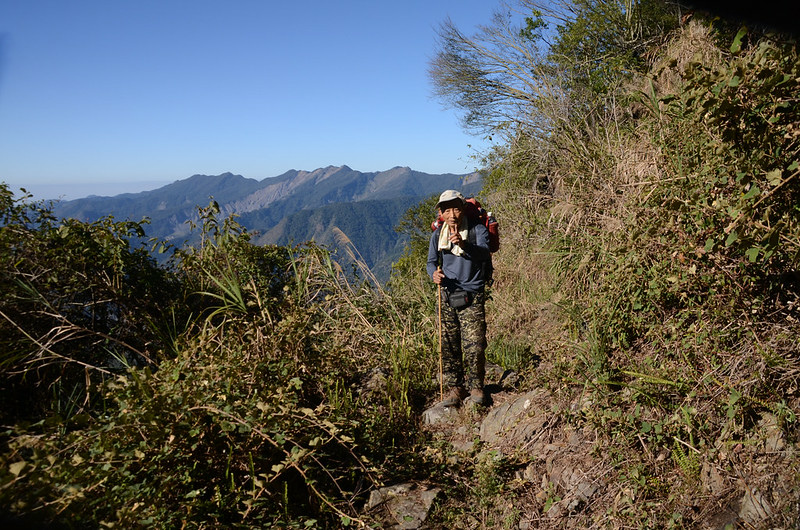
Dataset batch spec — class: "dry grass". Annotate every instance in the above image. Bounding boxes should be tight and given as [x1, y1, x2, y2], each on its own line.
[649, 22, 725, 97]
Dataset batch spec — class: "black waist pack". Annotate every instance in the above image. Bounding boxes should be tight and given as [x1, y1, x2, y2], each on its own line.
[447, 289, 473, 309]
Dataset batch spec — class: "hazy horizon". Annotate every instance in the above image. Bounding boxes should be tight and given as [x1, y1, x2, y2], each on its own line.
[8, 163, 480, 202]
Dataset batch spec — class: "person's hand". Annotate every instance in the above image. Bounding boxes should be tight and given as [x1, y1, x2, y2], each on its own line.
[447, 222, 463, 247]
[432, 268, 446, 285]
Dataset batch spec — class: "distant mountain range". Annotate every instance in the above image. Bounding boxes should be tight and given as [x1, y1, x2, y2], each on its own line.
[53, 165, 483, 281]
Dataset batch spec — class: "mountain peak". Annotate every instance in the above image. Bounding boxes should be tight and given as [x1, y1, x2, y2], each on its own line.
[186, 171, 245, 181]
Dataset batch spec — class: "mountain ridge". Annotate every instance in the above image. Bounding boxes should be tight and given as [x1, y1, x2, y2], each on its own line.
[53, 165, 483, 281]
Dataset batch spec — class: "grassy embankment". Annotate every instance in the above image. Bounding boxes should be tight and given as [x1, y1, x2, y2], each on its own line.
[463, 20, 800, 528]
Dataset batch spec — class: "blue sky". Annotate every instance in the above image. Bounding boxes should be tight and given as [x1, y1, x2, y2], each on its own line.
[0, 0, 504, 201]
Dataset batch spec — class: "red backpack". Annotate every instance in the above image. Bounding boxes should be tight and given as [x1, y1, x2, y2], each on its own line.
[431, 197, 499, 253]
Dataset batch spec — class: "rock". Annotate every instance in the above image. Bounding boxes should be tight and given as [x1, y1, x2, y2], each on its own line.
[450, 439, 475, 453]
[521, 463, 538, 483]
[759, 413, 786, 452]
[738, 487, 773, 526]
[573, 479, 598, 502]
[701, 461, 726, 495]
[422, 403, 460, 426]
[544, 461, 600, 516]
[367, 483, 442, 529]
[359, 367, 388, 397]
[479, 389, 549, 448]
[546, 499, 566, 519]
[485, 362, 521, 390]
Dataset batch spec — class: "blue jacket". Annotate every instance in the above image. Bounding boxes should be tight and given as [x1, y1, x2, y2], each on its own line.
[427, 220, 491, 293]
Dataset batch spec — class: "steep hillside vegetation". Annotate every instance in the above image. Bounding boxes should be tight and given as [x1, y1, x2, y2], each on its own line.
[467, 16, 800, 530]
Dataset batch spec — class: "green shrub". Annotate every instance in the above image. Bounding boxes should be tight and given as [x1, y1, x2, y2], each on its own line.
[0, 185, 179, 424]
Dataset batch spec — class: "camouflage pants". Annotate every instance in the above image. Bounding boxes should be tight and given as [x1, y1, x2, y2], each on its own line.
[438, 290, 486, 391]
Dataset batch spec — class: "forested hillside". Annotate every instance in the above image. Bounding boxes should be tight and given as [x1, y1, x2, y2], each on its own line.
[2, 1, 799, 528]
[246, 198, 413, 281]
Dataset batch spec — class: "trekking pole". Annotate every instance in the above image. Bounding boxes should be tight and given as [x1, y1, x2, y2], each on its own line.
[437, 267, 444, 402]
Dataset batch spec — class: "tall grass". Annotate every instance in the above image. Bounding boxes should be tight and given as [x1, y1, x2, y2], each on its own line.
[0, 204, 443, 528]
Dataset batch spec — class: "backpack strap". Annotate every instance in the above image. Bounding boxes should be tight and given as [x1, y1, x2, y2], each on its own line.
[466, 220, 494, 287]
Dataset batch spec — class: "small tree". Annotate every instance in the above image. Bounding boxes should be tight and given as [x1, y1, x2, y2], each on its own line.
[429, 3, 555, 139]
[429, 0, 681, 143]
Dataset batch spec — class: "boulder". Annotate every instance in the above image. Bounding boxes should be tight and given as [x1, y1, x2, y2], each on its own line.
[366, 483, 442, 529]
[421, 402, 461, 426]
[479, 389, 549, 448]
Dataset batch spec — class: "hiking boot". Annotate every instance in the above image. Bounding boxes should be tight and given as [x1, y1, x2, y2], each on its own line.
[469, 388, 487, 406]
[439, 387, 468, 407]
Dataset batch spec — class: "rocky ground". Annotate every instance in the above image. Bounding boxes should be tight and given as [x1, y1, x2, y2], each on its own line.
[365, 364, 797, 529]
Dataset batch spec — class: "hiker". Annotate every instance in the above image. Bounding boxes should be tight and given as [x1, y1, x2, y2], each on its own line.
[427, 190, 491, 407]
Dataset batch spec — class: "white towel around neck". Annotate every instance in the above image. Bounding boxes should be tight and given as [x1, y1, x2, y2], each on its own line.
[437, 216, 469, 256]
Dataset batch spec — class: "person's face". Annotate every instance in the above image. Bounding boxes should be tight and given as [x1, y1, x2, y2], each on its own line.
[439, 199, 463, 227]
